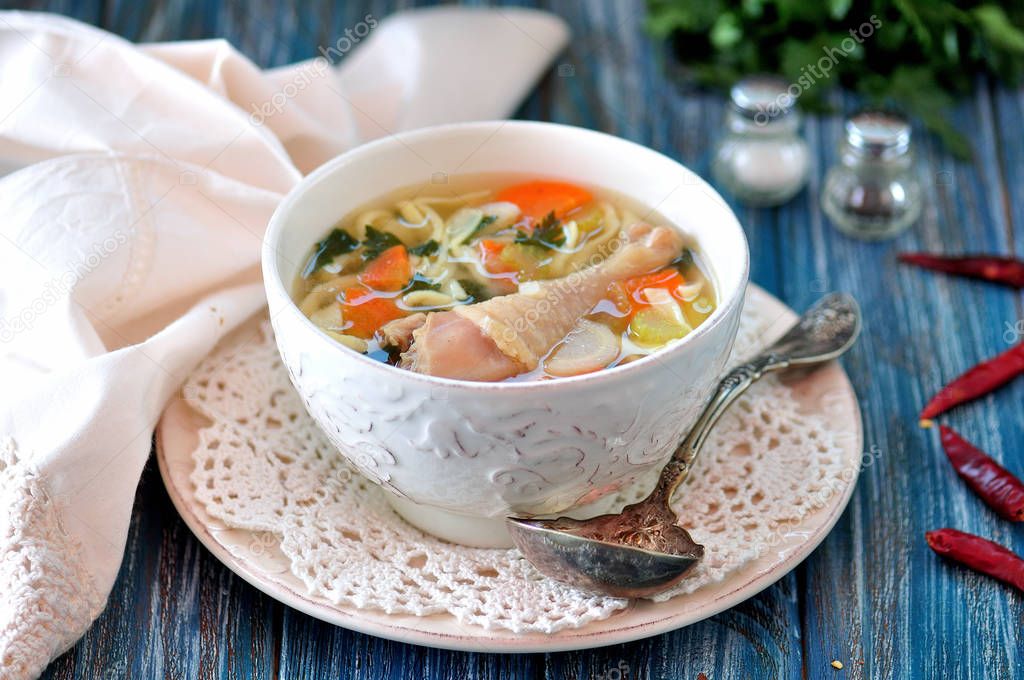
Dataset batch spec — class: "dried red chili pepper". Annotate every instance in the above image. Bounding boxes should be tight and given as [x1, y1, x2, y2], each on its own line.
[899, 253, 1024, 288]
[925, 528, 1024, 591]
[920, 341, 1024, 420]
[939, 426, 1024, 521]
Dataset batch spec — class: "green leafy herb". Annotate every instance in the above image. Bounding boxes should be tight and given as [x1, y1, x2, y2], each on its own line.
[514, 212, 566, 249]
[405, 273, 441, 293]
[467, 214, 498, 243]
[361, 225, 402, 262]
[305, 228, 359, 275]
[457, 278, 492, 303]
[646, 0, 1024, 158]
[973, 5, 1024, 54]
[409, 239, 440, 257]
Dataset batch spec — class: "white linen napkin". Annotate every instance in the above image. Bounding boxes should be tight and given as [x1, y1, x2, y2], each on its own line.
[0, 9, 568, 677]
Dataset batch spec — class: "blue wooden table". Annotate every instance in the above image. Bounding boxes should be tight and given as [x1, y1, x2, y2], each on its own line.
[19, 0, 1023, 678]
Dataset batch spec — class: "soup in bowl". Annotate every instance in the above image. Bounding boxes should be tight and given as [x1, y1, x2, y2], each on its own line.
[293, 177, 718, 382]
[263, 122, 749, 547]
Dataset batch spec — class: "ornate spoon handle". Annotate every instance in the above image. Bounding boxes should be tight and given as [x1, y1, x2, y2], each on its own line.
[649, 353, 787, 504]
[649, 292, 862, 506]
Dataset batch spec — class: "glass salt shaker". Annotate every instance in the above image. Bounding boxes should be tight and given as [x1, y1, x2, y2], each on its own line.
[822, 110, 922, 240]
[712, 75, 810, 207]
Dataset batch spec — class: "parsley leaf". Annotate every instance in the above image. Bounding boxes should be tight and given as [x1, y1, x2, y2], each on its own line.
[361, 226, 403, 262]
[409, 239, 440, 257]
[405, 273, 441, 293]
[645, 0, 1024, 158]
[457, 278, 492, 303]
[306, 228, 358, 275]
[514, 212, 566, 249]
[466, 214, 498, 243]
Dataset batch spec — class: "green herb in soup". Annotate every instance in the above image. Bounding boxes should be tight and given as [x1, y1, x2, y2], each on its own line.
[305, 228, 358, 276]
[293, 178, 717, 381]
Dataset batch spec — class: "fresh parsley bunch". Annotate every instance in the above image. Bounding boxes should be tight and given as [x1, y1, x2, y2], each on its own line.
[646, 0, 1024, 157]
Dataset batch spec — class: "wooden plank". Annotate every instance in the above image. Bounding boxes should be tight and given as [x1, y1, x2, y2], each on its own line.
[990, 83, 1024, 314]
[542, 579, 803, 680]
[277, 609, 542, 680]
[13, 0, 103, 21]
[796, 83, 1024, 679]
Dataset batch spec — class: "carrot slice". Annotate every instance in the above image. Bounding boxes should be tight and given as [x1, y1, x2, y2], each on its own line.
[359, 245, 411, 291]
[341, 286, 405, 338]
[623, 269, 686, 306]
[607, 269, 689, 328]
[496, 180, 593, 221]
[478, 239, 517, 274]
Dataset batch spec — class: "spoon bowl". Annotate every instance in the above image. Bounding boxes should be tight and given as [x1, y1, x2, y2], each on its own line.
[508, 500, 704, 598]
[507, 293, 861, 598]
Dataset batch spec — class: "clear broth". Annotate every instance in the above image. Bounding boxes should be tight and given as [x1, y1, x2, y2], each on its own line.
[293, 174, 717, 380]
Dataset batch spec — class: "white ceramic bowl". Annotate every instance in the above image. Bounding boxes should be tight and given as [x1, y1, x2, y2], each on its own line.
[263, 121, 749, 537]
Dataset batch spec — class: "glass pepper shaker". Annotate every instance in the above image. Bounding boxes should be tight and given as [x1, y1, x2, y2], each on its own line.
[712, 75, 811, 207]
[822, 110, 922, 240]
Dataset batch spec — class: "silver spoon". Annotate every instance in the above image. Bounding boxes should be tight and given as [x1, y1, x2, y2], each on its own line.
[506, 293, 861, 598]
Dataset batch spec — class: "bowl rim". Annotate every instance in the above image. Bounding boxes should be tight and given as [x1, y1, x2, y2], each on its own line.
[263, 120, 750, 392]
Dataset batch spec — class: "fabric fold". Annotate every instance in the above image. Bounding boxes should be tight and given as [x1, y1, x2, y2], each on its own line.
[0, 8, 569, 677]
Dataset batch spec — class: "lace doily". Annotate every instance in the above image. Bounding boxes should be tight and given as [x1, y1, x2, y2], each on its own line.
[0, 438, 106, 679]
[183, 289, 848, 632]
